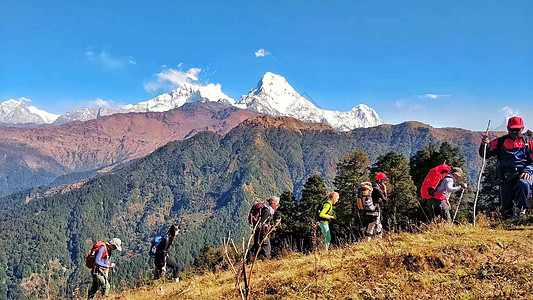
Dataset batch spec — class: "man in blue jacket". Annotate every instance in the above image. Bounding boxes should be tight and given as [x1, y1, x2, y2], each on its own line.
[480, 116, 533, 218]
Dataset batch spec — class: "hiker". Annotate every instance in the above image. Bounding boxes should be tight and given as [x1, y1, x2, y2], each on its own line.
[249, 196, 280, 261]
[480, 116, 533, 218]
[154, 224, 180, 282]
[318, 192, 339, 252]
[87, 238, 122, 299]
[363, 173, 388, 241]
[429, 167, 466, 222]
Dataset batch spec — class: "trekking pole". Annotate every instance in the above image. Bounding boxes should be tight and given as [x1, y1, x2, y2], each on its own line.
[473, 120, 491, 226]
[452, 189, 465, 224]
[416, 199, 431, 223]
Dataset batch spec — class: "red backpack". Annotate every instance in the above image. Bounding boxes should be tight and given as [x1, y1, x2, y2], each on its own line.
[85, 241, 107, 269]
[421, 164, 451, 200]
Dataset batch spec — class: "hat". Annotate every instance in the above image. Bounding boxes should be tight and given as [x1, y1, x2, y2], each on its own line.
[108, 238, 122, 252]
[375, 172, 387, 181]
[451, 167, 463, 178]
[507, 116, 524, 129]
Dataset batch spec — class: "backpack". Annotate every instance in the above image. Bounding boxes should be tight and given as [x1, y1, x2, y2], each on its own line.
[496, 135, 532, 159]
[248, 202, 266, 226]
[85, 241, 107, 269]
[421, 164, 452, 200]
[149, 236, 163, 258]
[357, 182, 375, 211]
[316, 200, 333, 222]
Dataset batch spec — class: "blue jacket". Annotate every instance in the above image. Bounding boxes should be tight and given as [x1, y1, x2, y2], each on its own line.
[94, 245, 111, 274]
[479, 135, 533, 176]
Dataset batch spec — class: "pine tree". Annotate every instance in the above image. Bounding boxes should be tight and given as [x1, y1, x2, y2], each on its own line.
[298, 175, 327, 252]
[271, 191, 300, 253]
[332, 150, 370, 237]
[372, 152, 418, 228]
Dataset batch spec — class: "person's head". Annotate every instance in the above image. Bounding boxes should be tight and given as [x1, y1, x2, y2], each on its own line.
[375, 172, 387, 183]
[267, 196, 280, 210]
[328, 191, 339, 204]
[451, 167, 463, 181]
[507, 116, 524, 139]
[168, 224, 180, 238]
[107, 238, 122, 252]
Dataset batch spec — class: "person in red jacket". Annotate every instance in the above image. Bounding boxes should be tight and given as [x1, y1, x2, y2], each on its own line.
[480, 116, 533, 218]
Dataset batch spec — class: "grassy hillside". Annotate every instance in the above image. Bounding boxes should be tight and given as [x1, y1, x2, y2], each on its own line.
[113, 220, 533, 300]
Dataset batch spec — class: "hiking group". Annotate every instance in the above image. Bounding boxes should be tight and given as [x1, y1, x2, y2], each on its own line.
[84, 116, 532, 298]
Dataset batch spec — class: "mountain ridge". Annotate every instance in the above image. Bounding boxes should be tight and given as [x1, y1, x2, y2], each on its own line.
[2, 72, 382, 131]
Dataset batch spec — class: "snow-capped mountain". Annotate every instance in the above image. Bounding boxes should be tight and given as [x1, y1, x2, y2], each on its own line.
[54, 107, 123, 125]
[0, 99, 59, 124]
[53, 83, 235, 124]
[4, 72, 382, 130]
[236, 72, 383, 131]
[126, 83, 234, 112]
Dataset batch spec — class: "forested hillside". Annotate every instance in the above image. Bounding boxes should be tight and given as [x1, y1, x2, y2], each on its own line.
[0, 117, 486, 299]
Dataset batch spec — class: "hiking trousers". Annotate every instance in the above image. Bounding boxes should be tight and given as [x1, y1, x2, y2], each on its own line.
[364, 213, 382, 237]
[319, 221, 331, 251]
[500, 177, 532, 212]
[429, 198, 451, 222]
[154, 256, 179, 279]
[250, 231, 271, 260]
[88, 271, 109, 299]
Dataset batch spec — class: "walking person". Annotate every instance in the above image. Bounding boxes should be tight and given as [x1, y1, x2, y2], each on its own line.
[87, 238, 122, 299]
[249, 196, 280, 260]
[154, 224, 180, 282]
[429, 167, 467, 222]
[318, 192, 339, 252]
[480, 116, 533, 218]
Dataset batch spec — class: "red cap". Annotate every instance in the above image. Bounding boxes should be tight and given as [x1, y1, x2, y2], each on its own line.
[375, 172, 387, 181]
[507, 116, 524, 129]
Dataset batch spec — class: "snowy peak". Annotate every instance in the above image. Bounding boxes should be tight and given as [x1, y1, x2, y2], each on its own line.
[237, 72, 383, 130]
[125, 83, 235, 113]
[0, 98, 59, 124]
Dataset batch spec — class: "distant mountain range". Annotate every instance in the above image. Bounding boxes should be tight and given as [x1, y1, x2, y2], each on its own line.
[0, 72, 383, 131]
[0, 103, 256, 197]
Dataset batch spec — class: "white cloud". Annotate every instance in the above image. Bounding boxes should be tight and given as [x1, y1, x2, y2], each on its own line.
[89, 98, 115, 108]
[144, 67, 202, 93]
[17, 97, 32, 102]
[501, 106, 520, 118]
[417, 93, 451, 100]
[254, 49, 270, 57]
[85, 50, 136, 69]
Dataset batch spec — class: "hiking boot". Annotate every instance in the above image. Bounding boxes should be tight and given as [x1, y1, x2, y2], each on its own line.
[175, 277, 180, 283]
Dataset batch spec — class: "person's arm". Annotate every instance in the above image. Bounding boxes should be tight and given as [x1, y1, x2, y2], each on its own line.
[444, 177, 463, 193]
[319, 202, 333, 220]
[480, 137, 499, 159]
[375, 186, 388, 203]
[94, 246, 108, 270]
[521, 138, 533, 177]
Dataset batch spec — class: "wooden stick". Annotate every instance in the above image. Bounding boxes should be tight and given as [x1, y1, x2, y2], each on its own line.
[473, 120, 491, 226]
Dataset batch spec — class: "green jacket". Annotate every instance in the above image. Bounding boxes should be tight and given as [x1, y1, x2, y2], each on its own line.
[319, 200, 335, 222]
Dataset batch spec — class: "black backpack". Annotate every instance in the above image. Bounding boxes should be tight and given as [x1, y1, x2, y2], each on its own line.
[316, 199, 333, 222]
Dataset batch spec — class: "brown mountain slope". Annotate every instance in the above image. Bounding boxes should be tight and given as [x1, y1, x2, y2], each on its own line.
[0, 102, 256, 196]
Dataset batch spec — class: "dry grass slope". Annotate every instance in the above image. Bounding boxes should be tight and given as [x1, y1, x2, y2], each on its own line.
[112, 220, 533, 300]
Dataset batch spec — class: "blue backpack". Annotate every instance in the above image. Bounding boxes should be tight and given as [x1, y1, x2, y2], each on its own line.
[149, 236, 163, 258]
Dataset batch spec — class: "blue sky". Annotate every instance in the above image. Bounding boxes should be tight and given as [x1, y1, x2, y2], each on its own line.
[1, 0, 532, 130]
